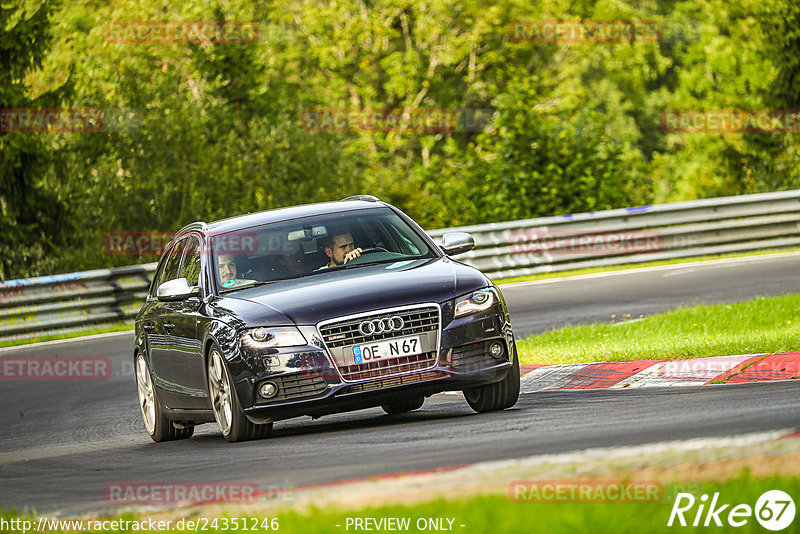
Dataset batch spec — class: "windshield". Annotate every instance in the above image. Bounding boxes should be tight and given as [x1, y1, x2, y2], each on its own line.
[210, 207, 437, 293]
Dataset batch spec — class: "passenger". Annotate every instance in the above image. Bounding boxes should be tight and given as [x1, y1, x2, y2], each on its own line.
[277, 238, 304, 276]
[217, 254, 238, 284]
[256, 236, 305, 280]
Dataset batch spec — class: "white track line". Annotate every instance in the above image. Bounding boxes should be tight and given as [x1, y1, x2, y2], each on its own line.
[0, 330, 134, 353]
[500, 251, 800, 288]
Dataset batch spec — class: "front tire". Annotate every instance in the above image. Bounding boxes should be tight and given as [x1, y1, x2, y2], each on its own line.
[381, 396, 424, 415]
[463, 351, 520, 413]
[207, 345, 272, 442]
[136, 353, 194, 442]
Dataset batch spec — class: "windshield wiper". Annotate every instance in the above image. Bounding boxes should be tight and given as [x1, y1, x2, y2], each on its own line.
[219, 280, 280, 293]
[341, 257, 418, 269]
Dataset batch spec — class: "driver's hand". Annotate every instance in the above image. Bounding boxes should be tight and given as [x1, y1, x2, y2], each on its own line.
[342, 248, 362, 264]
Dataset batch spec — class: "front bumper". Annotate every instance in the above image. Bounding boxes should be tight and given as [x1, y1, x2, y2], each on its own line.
[243, 355, 512, 423]
[232, 300, 516, 423]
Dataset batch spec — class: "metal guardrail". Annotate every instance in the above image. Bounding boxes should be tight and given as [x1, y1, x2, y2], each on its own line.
[428, 189, 800, 279]
[1, 190, 799, 343]
[0, 264, 157, 343]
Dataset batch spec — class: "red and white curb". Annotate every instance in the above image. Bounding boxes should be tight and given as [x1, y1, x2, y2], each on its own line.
[519, 351, 800, 393]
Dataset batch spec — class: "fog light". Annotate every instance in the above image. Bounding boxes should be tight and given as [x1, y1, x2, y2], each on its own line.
[489, 342, 504, 359]
[259, 381, 278, 399]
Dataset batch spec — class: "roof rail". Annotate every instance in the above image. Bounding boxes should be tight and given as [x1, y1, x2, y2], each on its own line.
[176, 221, 208, 235]
[341, 195, 381, 202]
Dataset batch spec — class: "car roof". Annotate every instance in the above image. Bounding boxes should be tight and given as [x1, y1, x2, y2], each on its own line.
[175, 199, 390, 238]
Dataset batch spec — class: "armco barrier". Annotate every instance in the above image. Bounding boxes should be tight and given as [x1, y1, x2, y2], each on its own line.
[428, 189, 800, 279]
[1, 190, 799, 343]
[0, 264, 157, 343]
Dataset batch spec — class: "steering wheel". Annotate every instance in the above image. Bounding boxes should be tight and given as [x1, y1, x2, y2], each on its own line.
[358, 246, 388, 255]
[340, 246, 390, 267]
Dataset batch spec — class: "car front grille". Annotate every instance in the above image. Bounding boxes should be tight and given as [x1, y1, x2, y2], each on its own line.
[337, 370, 448, 395]
[319, 305, 441, 381]
[267, 372, 328, 401]
[320, 307, 439, 349]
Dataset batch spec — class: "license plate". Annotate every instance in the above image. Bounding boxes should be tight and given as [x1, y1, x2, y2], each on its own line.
[352, 336, 421, 364]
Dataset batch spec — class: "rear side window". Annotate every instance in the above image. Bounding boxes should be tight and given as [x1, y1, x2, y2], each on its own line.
[149, 253, 169, 297]
[159, 238, 186, 286]
[180, 236, 202, 286]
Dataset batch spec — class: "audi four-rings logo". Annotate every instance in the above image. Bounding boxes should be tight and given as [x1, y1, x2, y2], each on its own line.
[359, 316, 405, 336]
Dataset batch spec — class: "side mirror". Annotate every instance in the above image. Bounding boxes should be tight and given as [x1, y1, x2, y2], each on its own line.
[157, 278, 201, 301]
[440, 232, 475, 256]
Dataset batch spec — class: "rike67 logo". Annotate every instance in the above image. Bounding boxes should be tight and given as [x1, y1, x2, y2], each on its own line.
[668, 490, 796, 531]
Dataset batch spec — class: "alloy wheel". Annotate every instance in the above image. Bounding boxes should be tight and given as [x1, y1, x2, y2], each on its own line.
[208, 349, 233, 436]
[135, 354, 156, 434]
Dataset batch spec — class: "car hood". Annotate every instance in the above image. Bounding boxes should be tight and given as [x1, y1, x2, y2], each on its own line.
[215, 257, 488, 325]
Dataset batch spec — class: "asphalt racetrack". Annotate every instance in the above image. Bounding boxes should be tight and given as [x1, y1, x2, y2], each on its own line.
[505, 252, 800, 336]
[1, 253, 798, 515]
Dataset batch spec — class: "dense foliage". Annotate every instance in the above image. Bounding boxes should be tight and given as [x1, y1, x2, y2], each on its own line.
[0, 0, 70, 279]
[1, 0, 798, 279]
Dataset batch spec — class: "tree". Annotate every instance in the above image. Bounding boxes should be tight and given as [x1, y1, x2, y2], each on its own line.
[0, 0, 70, 280]
[733, 0, 800, 194]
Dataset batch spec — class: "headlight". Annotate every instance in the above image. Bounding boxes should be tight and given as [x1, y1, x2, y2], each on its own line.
[241, 327, 306, 349]
[454, 288, 496, 318]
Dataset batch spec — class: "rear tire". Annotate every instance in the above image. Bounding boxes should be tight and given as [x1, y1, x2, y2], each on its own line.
[207, 345, 272, 442]
[463, 351, 520, 413]
[381, 396, 424, 415]
[136, 353, 194, 442]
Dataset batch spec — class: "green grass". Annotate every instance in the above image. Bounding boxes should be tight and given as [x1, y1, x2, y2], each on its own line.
[250, 475, 800, 534]
[517, 294, 799, 365]
[265, 475, 799, 534]
[2, 474, 797, 533]
[0, 323, 132, 349]
[496, 247, 800, 285]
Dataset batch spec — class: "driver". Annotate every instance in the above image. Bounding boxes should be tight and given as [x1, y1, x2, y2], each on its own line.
[320, 230, 362, 269]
